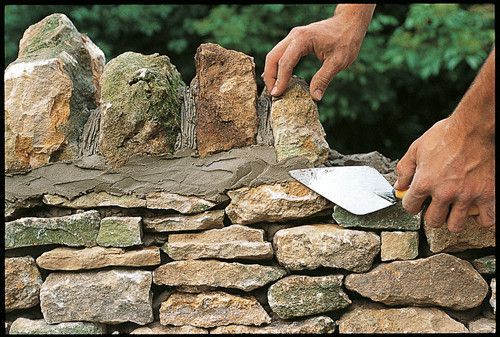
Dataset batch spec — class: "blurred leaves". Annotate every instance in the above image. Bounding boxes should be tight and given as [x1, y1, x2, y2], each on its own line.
[4, 4, 495, 159]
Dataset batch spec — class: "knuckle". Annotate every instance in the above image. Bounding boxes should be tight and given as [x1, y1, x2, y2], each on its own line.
[278, 59, 293, 72]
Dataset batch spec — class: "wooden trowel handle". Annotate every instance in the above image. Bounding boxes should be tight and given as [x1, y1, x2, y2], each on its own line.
[394, 189, 480, 216]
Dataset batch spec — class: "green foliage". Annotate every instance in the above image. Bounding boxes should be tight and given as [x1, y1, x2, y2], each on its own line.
[4, 4, 495, 159]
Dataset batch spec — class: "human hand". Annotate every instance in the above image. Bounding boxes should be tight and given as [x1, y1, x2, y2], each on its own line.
[262, 4, 375, 101]
[394, 116, 495, 232]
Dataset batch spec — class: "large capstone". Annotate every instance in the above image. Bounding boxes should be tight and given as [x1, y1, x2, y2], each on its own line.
[99, 52, 184, 166]
[194, 43, 258, 157]
[5, 13, 104, 172]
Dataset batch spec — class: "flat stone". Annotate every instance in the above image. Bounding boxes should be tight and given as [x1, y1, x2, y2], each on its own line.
[468, 317, 496, 333]
[5, 14, 104, 172]
[40, 269, 153, 325]
[5, 197, 43, 220]
[338, 301, 468, 333]
[43, 192, 146, 208]
[143, 210, 224, 232]
[9, 318, 106, 335]
[97, 216, 142, 247]
[5, 256, 43, 312]
[159, 291, 271, 328]
[273, 224, 380, 272]
[380, 231, 419, 261]
[5, 210, 101, 249]
[153, 259, 286, 291]
[472, 255, 496, 274]
[195, 43, 258, 157]
[145, 192, 216, 214]
[164, 225, 273, 260]
[130, 322, 208, 334]
[99, 52, 184, 167]
[424, 218, 495, 253]
[333, 203, 420, 230]
[36, 246, 160, 270]
[226, 181, 333, 225]
[491, 278, 496, 314]
[345, 253, 489, 310]
[268, 275, 351, 319]
[270, 76, 330, 165]
[211, 315, 335, 334]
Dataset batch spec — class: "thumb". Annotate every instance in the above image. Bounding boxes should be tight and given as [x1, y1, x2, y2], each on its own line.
[310, 60, 337, 101]
[394, 143, 417, 191]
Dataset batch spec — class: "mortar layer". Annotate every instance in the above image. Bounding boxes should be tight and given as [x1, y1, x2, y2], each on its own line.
[6, 146, 311, 204]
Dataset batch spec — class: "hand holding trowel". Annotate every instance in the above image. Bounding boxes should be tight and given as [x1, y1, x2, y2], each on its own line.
[289, 166, 479, 216]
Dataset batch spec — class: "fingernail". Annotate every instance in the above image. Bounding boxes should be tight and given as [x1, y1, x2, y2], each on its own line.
[271, 86, 278, 96]
[260, 73, 264, 78]
[314, 89, 323, 100]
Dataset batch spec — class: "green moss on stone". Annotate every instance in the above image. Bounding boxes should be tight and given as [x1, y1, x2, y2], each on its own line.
[97, 217, 143, 247]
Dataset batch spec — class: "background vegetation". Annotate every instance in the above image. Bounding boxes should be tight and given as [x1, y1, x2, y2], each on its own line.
[5, 4, 495, 159]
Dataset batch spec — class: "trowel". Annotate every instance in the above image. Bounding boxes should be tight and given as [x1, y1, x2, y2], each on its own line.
[289, 166, 479, 216]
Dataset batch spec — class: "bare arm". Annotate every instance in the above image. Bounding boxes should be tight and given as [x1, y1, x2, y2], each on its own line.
[395, 47, 495, 232]
[262, 4, 376, 101]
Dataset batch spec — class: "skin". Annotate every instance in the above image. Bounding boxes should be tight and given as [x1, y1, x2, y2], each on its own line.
[395, 48, 495, 232]
[263, 4, 495, 232]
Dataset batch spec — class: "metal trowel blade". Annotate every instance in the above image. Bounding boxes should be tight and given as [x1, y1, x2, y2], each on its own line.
[289, 166, 397, 215]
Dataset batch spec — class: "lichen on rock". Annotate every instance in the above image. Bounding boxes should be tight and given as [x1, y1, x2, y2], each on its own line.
[98, 51, 185, 166]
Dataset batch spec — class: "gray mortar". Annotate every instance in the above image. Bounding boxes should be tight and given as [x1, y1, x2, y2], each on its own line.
[5, 146, 312, 205]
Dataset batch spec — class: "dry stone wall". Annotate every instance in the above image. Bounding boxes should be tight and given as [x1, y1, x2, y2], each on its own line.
[4, 14, 496, 334]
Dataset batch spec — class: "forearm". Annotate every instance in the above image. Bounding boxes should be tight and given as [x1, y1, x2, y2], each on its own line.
[333, 4, 376, 32]
[451, 47, 495, 141]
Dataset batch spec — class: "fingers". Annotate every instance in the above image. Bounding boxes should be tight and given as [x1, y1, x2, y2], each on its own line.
[262, 38, 290, 93]
[310, 59, 338, 101]
[423, 198, 450, 228]
[394, 143, 417, 191]
[473, 200, 495, 228]
[446, 202, 470, 232]
[271, 41, 306, 97]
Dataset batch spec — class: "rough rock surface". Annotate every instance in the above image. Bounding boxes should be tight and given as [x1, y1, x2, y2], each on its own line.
[268, 275, 351, 319]
[345, 253, 489, 310]
[226, 181, 333, 225]
[270, 76, 329, 165]
[40, 270, 153, 325]
[211, 316, 336, 334]
[43, 192, 146, 208]
[491, 278, 496, 314]
[5, 210, 101, 249]
[143, 210, 224, 232]
[145, 192, 216, 213]
[9, 318, 106, 335]
[195, 43, 258, 157]
[165, 225, 273, 260]
[5, 256, 43, 312]
[159, 291, 271, 328]
[153, 259, 286, 291]
[471, 255, 495, 274]
[99, 52, 184, 166]
[130, 322, 208, 334]
[333, 204, 420, 230]
[380, 231, 419, 261]
[96, 216, 142, 247]
[468, 317, 496, 333]
[338, 301, 468, 333]
[273, 224, 380, 272]
[5, 14, 104, 172]
[36, 246, 160, 270]
[424, 218, 496, 253]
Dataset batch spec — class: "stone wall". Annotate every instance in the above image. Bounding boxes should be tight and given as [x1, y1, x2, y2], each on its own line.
[4, 14, 496, 334]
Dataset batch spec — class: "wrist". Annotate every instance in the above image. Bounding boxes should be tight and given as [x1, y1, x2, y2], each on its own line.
[333, 4, 376, 31]
[450, 105, 495, 143]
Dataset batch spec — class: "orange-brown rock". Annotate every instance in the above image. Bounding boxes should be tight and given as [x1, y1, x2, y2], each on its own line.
[195, 43, 258, 157]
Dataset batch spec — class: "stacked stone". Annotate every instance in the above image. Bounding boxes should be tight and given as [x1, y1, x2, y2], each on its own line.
[4, 14, 496, 335]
